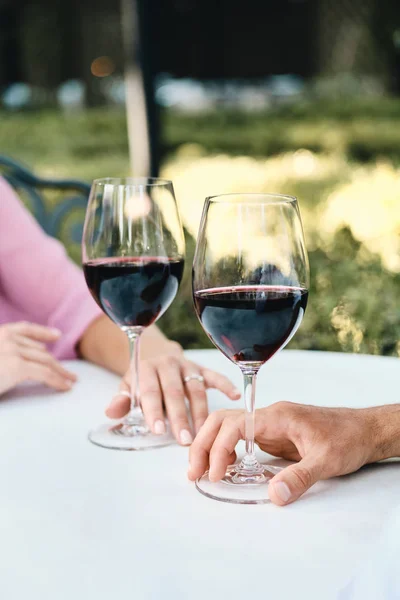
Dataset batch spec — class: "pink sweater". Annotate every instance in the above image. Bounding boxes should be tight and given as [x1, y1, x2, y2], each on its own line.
[0, 177, 102, 359]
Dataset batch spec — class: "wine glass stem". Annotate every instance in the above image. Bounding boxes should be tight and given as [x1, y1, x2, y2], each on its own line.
[126, 328, 143, 415]
[238, 369, 262, 473]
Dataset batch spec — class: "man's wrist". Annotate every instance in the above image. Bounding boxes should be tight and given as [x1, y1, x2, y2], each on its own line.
[363, 405, 400, 463]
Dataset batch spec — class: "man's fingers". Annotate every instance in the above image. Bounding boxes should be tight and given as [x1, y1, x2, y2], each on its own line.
[139, 362, 166, 435]
[19, 348, 76, 382]
[208, 415, 244, 482]
[268, 456, 323, 506]
[188, 410, 233, 481]
[11, 322, 61, 342]
[202, 369, 241, 400]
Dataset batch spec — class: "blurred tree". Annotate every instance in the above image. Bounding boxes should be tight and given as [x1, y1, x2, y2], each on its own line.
[2, 0, 400, 97]
[77, 0, 123, 106]
[20, 0, 63, 88]
[0, 2, 20, 86]
[370, 0, 400, 93]
[316, 0, 389, 81]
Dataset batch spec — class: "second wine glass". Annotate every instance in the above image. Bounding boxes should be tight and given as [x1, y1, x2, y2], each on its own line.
[82, 177, 185, 450]
[192, 193, 309, 503]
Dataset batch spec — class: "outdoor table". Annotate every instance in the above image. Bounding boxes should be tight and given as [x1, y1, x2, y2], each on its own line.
[1, 349, 399, 600]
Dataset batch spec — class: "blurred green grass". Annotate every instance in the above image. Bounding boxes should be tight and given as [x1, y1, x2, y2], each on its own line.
[1, 100, 400, 356]
[4, 98, 400, 177]
[163, 99, 400, 163]
[0, 108, 130, 180]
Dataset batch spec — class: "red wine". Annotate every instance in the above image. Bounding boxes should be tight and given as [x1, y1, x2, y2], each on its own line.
[84, 257, 184, 328]
[193, 286, 308, 366]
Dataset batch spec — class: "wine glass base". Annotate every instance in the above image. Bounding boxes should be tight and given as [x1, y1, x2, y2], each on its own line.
[195, 464, 283, 504]
[88, 421, 176, 451]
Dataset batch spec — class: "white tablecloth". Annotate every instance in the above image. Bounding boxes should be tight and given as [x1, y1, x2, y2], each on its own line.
[1, 349, 399, 600]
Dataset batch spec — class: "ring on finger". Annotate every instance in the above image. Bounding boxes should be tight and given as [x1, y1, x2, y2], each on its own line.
[183, 374, 204, 384]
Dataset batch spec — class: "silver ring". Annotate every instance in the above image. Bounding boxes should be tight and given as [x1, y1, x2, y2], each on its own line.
[183, 374, 204, 384]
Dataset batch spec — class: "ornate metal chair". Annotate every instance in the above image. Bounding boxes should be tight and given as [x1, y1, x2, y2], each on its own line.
[0, 155, 90, 263]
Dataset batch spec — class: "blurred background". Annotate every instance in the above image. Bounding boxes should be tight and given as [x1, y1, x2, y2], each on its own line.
[1, 0, 400, 355]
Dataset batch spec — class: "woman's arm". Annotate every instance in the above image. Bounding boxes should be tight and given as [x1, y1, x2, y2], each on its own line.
[0, 178, 240, 437]
[0, 178, 103, 360]
[0, 177, 175, 373]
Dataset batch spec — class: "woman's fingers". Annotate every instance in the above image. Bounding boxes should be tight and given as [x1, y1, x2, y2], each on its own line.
[0, 322, 75, 394]
[182, 363, 209, 434]
[158, 357, 192, 445]
[105, 365, 168, 436]
[106, 357, 192, 443]
[105, 392, 130, 419]
[139, 362, 166, 434]
[19, 347, 77, 383]
[11, 322, 61, 342]
[105, 378, 131, 418]
[202, 368, 241, 400]
[14, 335, 46, 351]
[24, 361, 74, 391]
[107, 357, 242, 448]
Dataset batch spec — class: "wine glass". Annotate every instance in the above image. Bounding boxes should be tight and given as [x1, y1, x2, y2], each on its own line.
[192, 193, 309, 503]
[82, 177, 185, 450]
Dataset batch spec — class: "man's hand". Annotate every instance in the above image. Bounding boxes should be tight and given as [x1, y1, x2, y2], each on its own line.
[188, 401, 391, 506]
[0, 322, 77, 395]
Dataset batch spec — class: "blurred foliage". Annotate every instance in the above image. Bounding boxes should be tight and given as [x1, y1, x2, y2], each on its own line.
[1, 100, 400, 356]
[161, 150, 400, 356]
[163, 99, 400, 164]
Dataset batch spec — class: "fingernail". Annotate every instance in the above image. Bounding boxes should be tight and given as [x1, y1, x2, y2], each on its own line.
[106, 395, 119, 410]
[180, 429, 193, 445]
[154, 420, 166, 435]
[187, 469, 197, 481]
[209, 469, 220, 482]
[51, 328, 62, 336]
[232, 387, 241, 397]
[272, 481, 291, 503]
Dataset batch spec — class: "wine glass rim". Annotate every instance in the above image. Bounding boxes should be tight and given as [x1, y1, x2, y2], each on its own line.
[206, 192, 297, 205]
[92, 177, 172, 187]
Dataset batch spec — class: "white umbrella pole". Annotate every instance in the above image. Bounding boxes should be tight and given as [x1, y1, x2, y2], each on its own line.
[120, 0, 151, 177]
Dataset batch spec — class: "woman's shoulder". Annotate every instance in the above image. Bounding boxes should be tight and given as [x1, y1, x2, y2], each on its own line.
[0, 175, 17, 196]
[0, 176, 25, 212]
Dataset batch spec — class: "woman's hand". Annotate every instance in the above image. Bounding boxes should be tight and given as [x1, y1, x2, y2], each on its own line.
[188, 402, 379, 506]
[105, 343, 241, 446]
[0, 322, 77, 395]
